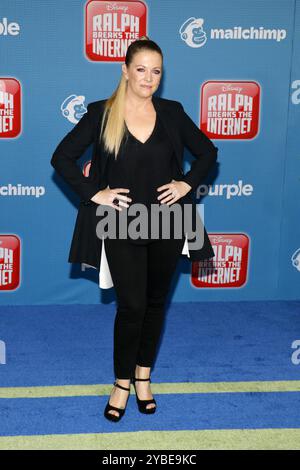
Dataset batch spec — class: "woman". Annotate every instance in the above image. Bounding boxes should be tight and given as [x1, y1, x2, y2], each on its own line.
[51, 36, 218, 422]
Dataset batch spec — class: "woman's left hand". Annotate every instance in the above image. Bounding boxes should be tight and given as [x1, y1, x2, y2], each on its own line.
[156, 179, 192, 205]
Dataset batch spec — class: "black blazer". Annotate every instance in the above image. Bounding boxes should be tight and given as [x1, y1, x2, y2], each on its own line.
[51, 96, 218, 267]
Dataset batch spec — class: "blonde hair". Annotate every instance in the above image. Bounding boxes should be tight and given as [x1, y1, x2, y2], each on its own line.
[99, 36, 163, 159]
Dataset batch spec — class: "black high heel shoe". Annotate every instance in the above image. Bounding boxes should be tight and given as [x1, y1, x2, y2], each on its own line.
[104, 381, 131, 422]
[131, 377, 157, 414]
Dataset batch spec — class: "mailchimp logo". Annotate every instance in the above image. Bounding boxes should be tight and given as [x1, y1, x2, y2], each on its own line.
[60, 95, 87, 125]
[179, 16, 286, 47]
[179, 17, 207, 48]
[291, 248, 300, 272]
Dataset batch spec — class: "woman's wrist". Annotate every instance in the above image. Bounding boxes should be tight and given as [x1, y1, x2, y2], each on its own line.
[180, 181, 192, 194]
[91, 189, 102, 203]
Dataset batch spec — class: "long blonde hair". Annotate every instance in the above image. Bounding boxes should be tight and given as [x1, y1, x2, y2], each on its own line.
[98, 36, 163, 159]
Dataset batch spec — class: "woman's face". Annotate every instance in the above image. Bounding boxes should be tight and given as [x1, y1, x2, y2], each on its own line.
[122, 50, 162, 99]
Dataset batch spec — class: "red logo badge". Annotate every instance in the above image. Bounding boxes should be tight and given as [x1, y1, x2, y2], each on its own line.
[0, 235, 21, 290]
[0, 78, 21, 138]
[201, 81, 260, 139]
[192, 233, 250, 288]
[85, 0, 147, 61]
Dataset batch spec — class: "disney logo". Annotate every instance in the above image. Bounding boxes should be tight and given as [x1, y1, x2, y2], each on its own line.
[211, 235, 234, 244]
[106, 2, 129, 12]
[222, 85, 243, 93]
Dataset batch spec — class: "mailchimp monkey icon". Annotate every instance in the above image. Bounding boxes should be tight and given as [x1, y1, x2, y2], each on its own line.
[291, 248, 300, 272]
[60, 94, 87, 124]
[179, 17, 207, 48]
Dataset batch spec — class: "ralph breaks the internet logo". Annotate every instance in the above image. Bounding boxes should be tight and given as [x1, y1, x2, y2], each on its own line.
[0, 235, 21, 290]
[85, 0, 147, 61]
[192, 233, 250, 288]
[0, 78, 21, 138]
[200, 81, 260, 140]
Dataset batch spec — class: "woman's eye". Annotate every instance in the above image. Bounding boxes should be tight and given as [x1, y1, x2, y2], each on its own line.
[137, 68, 161, 74]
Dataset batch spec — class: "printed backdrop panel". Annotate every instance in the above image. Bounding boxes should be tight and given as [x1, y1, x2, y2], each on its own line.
[0, 0, 299, 304]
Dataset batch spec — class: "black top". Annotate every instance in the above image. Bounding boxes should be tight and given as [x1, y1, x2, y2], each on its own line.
[105, 112, 185, 243]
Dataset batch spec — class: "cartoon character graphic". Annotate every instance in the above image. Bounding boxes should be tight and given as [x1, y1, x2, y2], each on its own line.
[291, 248, 300, 272]
[179, 17, 207, 48]
[60, 94, 87, 124]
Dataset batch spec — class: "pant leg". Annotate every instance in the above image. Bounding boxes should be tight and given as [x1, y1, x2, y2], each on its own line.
[136, 236, 185, 368]
[103, 237, 148, 379]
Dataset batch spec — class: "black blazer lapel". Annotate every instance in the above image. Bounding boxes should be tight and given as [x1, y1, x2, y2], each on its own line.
[152, 96, 183, 174]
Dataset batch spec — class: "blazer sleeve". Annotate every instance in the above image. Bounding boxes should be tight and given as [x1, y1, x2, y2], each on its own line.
[50, 103, 100, 203]
[177, 102, 218, 192]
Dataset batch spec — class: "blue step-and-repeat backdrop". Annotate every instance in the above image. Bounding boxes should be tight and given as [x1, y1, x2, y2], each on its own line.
[1, 0, 300, 305]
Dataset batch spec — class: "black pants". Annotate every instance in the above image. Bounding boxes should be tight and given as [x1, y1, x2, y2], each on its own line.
[104, 235, 185, 379]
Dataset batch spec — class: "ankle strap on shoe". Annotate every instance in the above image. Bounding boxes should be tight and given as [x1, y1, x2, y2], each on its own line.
[134, 377, 151, 382]
[114, 381, 130, 391]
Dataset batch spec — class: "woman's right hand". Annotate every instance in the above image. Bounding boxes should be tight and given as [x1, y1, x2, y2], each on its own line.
[90, 185, 132, 211]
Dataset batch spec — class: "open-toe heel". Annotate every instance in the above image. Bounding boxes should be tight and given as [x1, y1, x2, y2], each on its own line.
[131, 377, 157, 414]
[104, 381, 130, 422]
